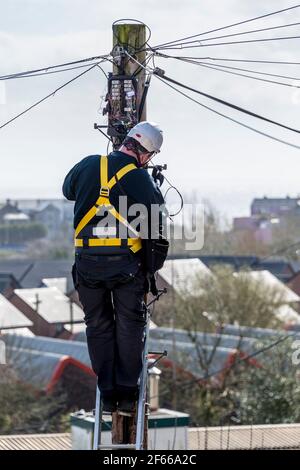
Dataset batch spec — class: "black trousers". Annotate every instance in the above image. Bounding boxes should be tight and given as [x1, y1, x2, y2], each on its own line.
[73, 253, 147, 394]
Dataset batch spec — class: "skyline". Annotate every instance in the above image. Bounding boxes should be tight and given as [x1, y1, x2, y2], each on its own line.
[1, 0, 300, 220]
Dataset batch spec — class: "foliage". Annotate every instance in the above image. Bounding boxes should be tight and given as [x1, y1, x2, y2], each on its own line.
[0, 223, 47, 245]
[0, 367, 70, 434]
[155, 265, 286, 330]
[236, 339, 300, 424]
[159, 339, 300, 427]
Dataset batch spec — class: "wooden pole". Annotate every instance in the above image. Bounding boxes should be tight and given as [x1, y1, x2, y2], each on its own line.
[110, 21, 148, 449]
[112, 22, 147, 121]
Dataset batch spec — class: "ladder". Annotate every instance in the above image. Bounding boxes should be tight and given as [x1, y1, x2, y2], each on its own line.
[92, 289, 167, 451]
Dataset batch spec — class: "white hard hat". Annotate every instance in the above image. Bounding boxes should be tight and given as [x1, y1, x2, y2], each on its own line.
[127, 121, 163, 153]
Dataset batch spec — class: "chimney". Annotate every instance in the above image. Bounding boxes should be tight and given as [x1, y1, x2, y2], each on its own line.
[148, 359, 162, 411]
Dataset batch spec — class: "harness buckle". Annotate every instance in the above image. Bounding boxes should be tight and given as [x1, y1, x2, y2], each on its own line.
[100, 186, 110, 197]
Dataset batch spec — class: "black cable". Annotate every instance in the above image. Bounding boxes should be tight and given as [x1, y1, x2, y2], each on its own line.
[176, 56, 300, 66]
[162, 54, 300, 81]
[185, 60, 300, 89]
[197, 60, 300, 81]
[156, 34, 300, 51]
[0, 54, 109, 81]
[197, 20, 300, 44]
[166, 20, 300, 49]
[0, 63, 99, 131]
[0, 61, 105, 80]
[138, 73, 152, 120]
[96, 127, 112, 142]
[163, 175, 184, 217]
[159, 329, 297, 396]
[154, 3, 300, 49]
[155, 74, 300, 150]
[157, 72, 300, 135]
[96, 63, 109, 79]
[125, 49, 300, 150]
[132, 53, 155, 78]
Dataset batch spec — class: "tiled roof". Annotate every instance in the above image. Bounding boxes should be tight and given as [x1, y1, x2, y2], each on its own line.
[234, 270, 300, 325]
[4, 335, 93, 390]
[158, 258, 212, 295]
[189, 423, 300, 450]
[150, 327, 255, 352]
[0, 433, 71, 450]
[42, 277, 67, 294]
[14, 287, 84, 324]
[234, 270, 300, 302]
[4, 334, 90, 367]
[0, 294, 33, 329]
[0, 260, 74, 293]
[219, 324, 300, 340]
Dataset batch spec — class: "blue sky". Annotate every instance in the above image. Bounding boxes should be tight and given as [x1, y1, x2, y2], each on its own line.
[1, 0, 300, 221]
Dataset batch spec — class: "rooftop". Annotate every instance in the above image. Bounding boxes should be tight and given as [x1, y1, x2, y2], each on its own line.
[14, 287, 84, 324]
[0, 294, 33, 330]
[158, 258, 212, 295]
[189, 423, 300, 450]
[0, 433, 71, 450]
[0, 259, 74, 293]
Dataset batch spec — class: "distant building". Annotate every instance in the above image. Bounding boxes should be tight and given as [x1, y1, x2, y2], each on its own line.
[5, 198, 74, 225]
[0, 293, 33, 333]
[7, 286, 84, 338]
[0, 198, 74, 242]
[233, 215, 276, 245]
[251, 196, 300, 217]
[232, 195, 300, 245]
[0, 259, 74, 292]
[0, 199, 29, 224]
[0, 273, 20, 295]
[33, 203, 61, 239]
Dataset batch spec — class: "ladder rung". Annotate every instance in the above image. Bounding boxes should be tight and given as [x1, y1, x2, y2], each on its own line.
[98, 444, 137, 450]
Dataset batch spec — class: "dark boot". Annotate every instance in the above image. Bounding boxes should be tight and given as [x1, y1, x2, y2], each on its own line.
[102, 390, 117, 413]
[117, 388, 138, 415]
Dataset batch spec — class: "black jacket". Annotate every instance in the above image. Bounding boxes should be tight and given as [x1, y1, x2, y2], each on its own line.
[62, 151, 164, 230]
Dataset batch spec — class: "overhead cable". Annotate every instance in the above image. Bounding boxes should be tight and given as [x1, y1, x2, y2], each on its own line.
[157, 72, 300, 134]
[159, 53, 300, 81]
[0, 63, 99, 130]
[161, 20, 300, 49]
[154, 3, 300, 49]
[125, 50, 300, 150]
[171, 57, 300, 88]
[171, 56, 300, 66]
[0, 54, 109, 81]
[154, 34, 300, 51]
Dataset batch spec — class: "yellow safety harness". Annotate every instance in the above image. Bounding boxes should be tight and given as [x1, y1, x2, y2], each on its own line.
[74, 155, 142, 253]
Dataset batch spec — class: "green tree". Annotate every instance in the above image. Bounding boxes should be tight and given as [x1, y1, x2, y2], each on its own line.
[0, 223, 47, 245]
[0, 366, 69, 434]
[236, 339, 300, 425]
[156, 269, 300, 427]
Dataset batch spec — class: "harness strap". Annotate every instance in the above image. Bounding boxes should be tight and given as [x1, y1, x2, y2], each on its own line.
[75, 237, 142, 250]
[74, 156, 141, 253]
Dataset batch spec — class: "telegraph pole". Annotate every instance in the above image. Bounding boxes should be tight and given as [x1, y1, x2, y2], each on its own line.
[99, 21, 147, 150]
[112, 22, 147, 119]
[108, 20, 149, 448]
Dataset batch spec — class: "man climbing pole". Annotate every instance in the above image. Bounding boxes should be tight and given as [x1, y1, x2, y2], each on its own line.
[63, 121, 168, 414]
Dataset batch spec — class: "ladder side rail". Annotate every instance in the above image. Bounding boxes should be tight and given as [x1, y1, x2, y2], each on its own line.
[136, 306, 151, 450]
[93, 387, 102, 450]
